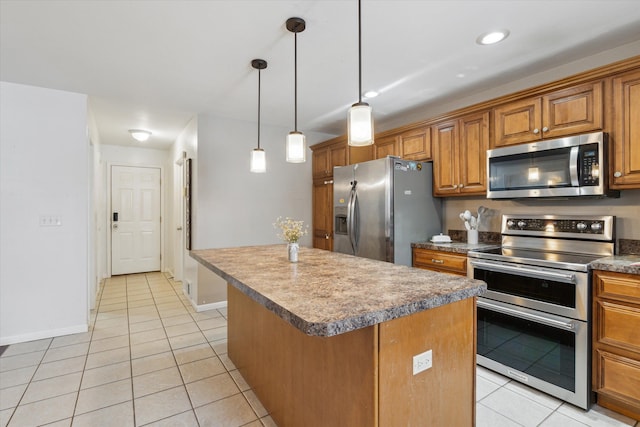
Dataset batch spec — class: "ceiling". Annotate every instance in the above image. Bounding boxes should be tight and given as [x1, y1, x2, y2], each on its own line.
[2, 1, 640, 150]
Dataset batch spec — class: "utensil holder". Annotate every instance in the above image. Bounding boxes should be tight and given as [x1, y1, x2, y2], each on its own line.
[467, 229, 478, 245]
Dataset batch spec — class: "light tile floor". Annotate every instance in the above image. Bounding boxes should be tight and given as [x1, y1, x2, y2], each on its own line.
[0, 272, 637, 427]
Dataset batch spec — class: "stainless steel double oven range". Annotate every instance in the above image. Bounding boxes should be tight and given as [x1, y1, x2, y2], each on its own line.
[468, 214, 615, 409]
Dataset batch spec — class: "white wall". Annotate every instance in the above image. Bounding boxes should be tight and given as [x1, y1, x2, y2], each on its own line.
[0, 82, 89, 345]
[98, 144, 172, 277]
[170, 117, 198, 299]
[172, 114, 333, 307]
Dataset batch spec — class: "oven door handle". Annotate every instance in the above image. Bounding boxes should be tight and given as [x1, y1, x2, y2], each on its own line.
[469, 260, 576, 284]
[477, 299, 576, 331]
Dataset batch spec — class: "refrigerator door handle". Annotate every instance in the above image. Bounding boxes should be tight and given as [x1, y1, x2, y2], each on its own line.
[347, 181, 358, 253]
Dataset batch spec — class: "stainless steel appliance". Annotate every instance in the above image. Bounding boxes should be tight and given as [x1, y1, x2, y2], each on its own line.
[333, 157, 442, 266]
[487, 131, 619, 199]
[468, 214, 616, 409]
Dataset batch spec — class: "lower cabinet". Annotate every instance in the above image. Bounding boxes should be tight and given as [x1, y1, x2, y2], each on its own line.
[592, 270, 640, 420]
[412, 248, 467, 276]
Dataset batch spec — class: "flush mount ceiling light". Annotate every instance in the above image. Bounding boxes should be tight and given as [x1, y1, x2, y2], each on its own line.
[128, 129, 152, 142]
[285, 17, 306, 164]
[347, 0, 374, 147]
[250, 59, 267, 174]
[476, 30, 510, 45]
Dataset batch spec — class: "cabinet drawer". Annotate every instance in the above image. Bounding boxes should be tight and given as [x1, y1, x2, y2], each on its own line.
[594, 271, 640, 304]
[595, 300, 640, 354]
[413, 249, 467, 276]
[594, 349, 640, 409]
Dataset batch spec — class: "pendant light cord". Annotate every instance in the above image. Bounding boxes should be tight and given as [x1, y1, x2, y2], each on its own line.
[358, 0, 362, 104]
[294, 31, 298, 132]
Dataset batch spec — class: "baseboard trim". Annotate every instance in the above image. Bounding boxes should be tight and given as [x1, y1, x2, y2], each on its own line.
[195, 300, 227, 312]
[0, 324, 89, 346]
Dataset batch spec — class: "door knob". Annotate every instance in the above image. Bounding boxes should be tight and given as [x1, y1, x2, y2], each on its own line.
[112, 223, 118, 230]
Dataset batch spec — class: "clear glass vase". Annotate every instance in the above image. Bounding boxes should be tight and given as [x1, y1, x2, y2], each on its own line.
[288, 242, 299, 263]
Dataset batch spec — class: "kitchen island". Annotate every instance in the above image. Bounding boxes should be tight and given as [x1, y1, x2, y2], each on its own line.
[191, 245, 486, 426]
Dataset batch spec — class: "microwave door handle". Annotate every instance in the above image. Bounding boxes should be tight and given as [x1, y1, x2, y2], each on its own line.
[477, 299, 576, 331]
[470, 260, 576, 283]
[569, 146, 580, 186]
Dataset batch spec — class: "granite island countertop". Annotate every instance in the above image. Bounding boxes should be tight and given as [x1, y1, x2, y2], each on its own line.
[191, 245, 486, 337]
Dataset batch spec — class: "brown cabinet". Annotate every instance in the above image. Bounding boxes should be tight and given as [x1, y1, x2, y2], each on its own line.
[374, 135, 398, 159]
[592, 270, 640, 420]
[373, 126, 432, 161]
[312, 178, 333, 250]
[611, 69, 640, 189]
[493, 81, 604, 147]
[412, 248, 467, 276]
[311, 138, 348, 250]
[433, 111, 489, 196]
[312, 140, 347, 179]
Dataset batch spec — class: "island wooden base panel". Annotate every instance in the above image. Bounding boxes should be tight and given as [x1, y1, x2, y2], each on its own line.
[228, 284, 476, 426]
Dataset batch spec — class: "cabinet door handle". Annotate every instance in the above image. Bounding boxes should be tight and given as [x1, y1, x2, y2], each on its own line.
[452, 184, 458, 189]
[614, 171, 622, 178]
[431, 259, 444, 264]
[533, 128, 540, 134]
[324, 180, 334, 185]
[542, 126, 549, 132]
[459, 183, 464, 188]
[325, 234, 330, 239]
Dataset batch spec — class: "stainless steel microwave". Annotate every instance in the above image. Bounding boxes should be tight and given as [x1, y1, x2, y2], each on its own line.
[486, 131, 619, 199]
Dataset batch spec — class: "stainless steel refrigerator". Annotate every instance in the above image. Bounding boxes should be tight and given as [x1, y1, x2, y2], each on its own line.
[333, 157, 442, 266]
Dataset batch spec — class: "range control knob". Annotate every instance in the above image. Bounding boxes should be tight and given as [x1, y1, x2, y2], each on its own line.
[507, 220, 515, 228]
[591, 222, 602, 232]
[576, 222, 587, 231]
[517, 221, 526, 228]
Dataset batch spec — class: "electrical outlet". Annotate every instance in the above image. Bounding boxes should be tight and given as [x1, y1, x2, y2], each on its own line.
[413, 349, 432, 375]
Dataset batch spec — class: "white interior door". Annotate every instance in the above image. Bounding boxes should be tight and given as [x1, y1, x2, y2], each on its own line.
[111, 165, 161, 275]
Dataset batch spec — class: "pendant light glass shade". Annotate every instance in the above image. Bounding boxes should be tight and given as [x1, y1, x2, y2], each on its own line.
[286, 131, 306, 163]
[348, 102, 374, 146]
[250, 148, 266, 173]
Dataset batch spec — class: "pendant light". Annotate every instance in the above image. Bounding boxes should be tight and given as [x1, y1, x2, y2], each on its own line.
[250, 59, 267, 173]
[285, 17, 306, 163]
[347, 0, 374, 146]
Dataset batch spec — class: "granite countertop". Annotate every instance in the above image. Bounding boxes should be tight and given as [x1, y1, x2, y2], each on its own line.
[412, 241, 500, 254]
[190, 245, 486, 337]
[591, 255, 640, 275]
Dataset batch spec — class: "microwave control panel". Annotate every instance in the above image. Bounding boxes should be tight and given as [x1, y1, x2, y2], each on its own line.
[579, 143, 599, 186]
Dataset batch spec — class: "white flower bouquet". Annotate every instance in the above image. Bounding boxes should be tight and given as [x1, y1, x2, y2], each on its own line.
[274, 217, 308, 243]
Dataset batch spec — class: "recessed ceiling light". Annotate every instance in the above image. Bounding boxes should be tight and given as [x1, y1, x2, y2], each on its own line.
[129, 129, 152, 142]
[456, 73, 466, 78]
[364, 90, 379, 98]
[476, 30, 510, 45]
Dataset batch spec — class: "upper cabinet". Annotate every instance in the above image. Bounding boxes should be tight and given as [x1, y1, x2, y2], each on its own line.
[312, 138, 348, 179]
[493, 81, 604, 147]
[373, 126, 432, 161]
[611, 69, 640, 189]
[433, 111, 489, 196]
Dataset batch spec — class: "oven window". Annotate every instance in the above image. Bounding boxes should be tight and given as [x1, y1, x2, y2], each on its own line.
[474, 269, 576, 308]
[489, 147, 572, 191]
[477, 307, 575, 392]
